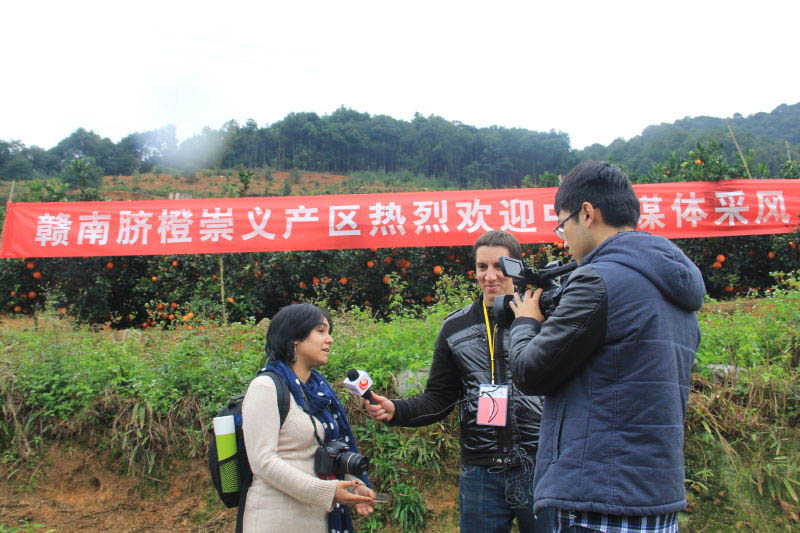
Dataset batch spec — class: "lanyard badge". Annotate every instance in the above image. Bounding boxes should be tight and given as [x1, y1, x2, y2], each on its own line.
[477, 384, 508, 426]
[477, 301, 508, 426]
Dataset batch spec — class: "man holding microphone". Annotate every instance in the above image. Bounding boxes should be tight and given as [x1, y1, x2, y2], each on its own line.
[363, 230, 555, 533]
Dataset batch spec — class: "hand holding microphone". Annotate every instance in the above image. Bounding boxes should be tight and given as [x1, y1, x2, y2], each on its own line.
[343, 369, 396, 422]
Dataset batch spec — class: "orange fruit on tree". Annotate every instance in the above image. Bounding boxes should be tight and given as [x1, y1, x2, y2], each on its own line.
[186, 312, 195, 319]
[33, 272, 41, 279]
[59, 307, 66, 314]
[212, 274, 218, 280]
[556, 242, 564, 249]
[157, 303, 164, 310]
[26, 262, 35, 270]
[312, 277, 320, 285]
[716, 254, 725, 263]
[299, 281, 307, 289]
[694, 159, 702, 165]
[172, 260, 179, 267]
[321, 276, 331, 284]
[467, 270, 474, 279]
[369, 247, 377, 252]
[170, 302, 178, 309]
[9, 290, 16, 297]
[187, 325, 194, 330]
[424, 295, 433, 303]
[168, 314, 175, 320]
[150, 276, 158, 282]
[724, 285, 734, 293]
[227, 297, 235, 303]
[367, 260, 375, 268]
[384, 256, 393, 264]
[789, 241, 796, 249]
[433, 265, 443, 275]
[339, 277, 348, 285]
[383, 275, 390, 284]
[767, 251, 776, 259]
[13, 305, 22, 313]
[711, 261, 722, 269]
[106, 262, 114, 269]
[28, 291, 37, 299]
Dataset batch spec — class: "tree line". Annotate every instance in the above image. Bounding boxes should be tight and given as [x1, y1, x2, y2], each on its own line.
[2, 102, 799, 189]
[0, 109, 576, 189]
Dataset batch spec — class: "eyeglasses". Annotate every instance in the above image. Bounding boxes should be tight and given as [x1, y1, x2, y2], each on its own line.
[553, 208, 582, 240]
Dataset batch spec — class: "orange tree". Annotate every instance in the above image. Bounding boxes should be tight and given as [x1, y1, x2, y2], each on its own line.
[1, 143, 799, 325]
[628, 141, 800, 297]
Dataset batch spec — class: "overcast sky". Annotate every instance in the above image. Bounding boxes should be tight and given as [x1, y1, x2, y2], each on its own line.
[3, 0, 798, 151]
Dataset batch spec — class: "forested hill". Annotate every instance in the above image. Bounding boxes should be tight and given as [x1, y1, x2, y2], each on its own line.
[1, 102, 799, 189]
[578, 102, 800, 177]
[0, 110, 577, 189]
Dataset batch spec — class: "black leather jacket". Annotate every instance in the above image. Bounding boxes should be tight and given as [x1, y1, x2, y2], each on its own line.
[390, 299, 543, 466]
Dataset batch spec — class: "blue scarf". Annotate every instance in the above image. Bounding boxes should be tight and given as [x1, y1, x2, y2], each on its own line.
[264, 359, 367, 533]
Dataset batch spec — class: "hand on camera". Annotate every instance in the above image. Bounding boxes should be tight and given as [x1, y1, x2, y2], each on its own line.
[509, 288, 545, 323]
[362, 392, 395, 422]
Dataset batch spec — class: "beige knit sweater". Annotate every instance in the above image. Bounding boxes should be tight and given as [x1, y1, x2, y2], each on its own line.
[241, 374, 339, 532]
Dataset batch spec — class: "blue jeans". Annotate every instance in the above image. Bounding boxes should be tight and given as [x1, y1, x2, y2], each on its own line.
[459, 464, 556, 533]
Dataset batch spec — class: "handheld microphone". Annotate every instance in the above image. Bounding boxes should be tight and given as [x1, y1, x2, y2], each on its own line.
[344, 369, 378, 405]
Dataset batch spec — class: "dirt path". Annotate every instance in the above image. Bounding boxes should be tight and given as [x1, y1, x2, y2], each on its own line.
[0, 444, 235, 532]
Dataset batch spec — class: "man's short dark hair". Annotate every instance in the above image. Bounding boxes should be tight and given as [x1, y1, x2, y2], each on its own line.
[472, 230, 522, 261]
[554, 161, 640, 228]
[265, 303, 333, 364]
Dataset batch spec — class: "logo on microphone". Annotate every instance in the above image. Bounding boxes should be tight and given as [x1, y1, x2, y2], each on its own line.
[359, 378, 369, 390]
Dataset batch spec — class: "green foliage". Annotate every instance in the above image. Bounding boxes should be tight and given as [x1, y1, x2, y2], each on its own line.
[237, 169, 255, 196]
[536, 170, 560, 187]
[1, 280, 799, 527]
[578, 102, 800, 177]
[0, 520, 54, 533]
[17, 179, 69, 202]
[61, 156, 103, 191]
[389, 482, 427, 531]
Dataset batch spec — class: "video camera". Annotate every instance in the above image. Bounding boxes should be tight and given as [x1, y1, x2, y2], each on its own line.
[492, 257, 578, 327]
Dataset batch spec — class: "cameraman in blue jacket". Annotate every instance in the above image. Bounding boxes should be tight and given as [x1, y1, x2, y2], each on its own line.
[509, 161, 705, 532]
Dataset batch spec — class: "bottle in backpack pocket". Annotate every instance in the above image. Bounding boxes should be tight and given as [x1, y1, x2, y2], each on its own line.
[213, 415, 241, 493]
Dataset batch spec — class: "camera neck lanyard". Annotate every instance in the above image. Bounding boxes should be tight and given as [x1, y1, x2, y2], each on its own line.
[482, 301, 498, 385]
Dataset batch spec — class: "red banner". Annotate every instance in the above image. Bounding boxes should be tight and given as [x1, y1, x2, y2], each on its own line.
[2, 180, 799, 258]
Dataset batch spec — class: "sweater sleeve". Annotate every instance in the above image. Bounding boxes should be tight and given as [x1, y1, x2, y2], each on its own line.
[242, 376, 338, 510]
[390, 326, 462, 427]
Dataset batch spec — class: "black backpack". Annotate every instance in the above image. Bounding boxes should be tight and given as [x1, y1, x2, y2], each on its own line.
[208, 370, 289, 531]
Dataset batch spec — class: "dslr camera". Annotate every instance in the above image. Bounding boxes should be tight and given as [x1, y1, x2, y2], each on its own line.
[492, 257, 578, 327]
[314, 440, 369, 477]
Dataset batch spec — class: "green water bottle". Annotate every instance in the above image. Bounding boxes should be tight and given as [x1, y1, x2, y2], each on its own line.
[213, 415, 240, 493]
